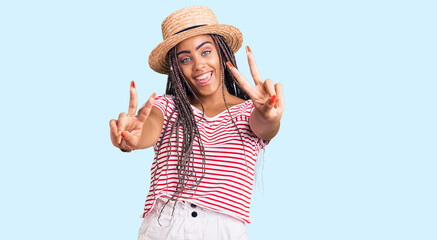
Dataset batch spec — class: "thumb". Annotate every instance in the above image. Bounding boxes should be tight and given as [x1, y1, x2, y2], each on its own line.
[261, 95, 276, 110]
[120, 131, 137, 150]
[268, 95, 276, 108]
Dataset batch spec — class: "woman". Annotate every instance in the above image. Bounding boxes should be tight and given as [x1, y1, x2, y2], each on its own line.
[109, 6, 284, 240]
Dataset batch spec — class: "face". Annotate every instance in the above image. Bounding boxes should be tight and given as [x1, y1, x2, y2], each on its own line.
[176, 35, 222, 98]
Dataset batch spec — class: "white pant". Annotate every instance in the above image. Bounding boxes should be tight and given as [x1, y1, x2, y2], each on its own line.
[137, 198, 248, 240]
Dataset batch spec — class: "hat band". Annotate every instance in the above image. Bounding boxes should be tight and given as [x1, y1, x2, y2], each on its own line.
[173, 24, 206, 36]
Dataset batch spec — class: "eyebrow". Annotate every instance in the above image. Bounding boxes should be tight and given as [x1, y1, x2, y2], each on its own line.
[177, 41, 213, 56]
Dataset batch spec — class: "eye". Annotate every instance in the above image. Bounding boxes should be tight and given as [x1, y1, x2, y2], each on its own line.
[202, 50, 211, 56]
[180, 57, 191, 64]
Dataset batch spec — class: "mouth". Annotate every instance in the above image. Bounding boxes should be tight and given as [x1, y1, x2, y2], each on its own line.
[193, 71, 213, 86]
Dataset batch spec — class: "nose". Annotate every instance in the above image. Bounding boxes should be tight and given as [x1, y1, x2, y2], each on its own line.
[192, 56, 206, 71]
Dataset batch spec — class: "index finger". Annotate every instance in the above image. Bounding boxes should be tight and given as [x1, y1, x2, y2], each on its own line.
[127, 81, 137, 116]
[246, 46, 263, 85]
[226, 61, 255, 98]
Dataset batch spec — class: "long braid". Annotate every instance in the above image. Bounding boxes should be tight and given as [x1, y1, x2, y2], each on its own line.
[154, 46, 206, 224]
[153, 34, 250, 224]
[210, 35, 250, 99]
[210, 34, 251, 180]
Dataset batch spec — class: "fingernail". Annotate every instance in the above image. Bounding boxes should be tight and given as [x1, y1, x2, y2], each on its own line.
[274, 99, 279, 109]
[270, 95, 276, 104]
[226, 61, 234, 69]
[121, 132, 126, 138]
[152, 92, 156, 98]
[131, 81, 135, 88]
[246, 46, 252, 54]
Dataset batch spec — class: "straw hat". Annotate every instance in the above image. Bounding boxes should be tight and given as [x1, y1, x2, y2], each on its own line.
[148, 6, 243, 74]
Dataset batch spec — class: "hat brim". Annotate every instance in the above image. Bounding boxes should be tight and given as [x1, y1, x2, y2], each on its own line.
[148, 24, 242, 74]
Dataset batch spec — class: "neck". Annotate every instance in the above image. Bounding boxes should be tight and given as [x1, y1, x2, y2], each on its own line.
[189, 88, 232, 110]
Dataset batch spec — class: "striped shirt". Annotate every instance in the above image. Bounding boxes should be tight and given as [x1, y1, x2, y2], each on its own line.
[141, 95, 268, 223]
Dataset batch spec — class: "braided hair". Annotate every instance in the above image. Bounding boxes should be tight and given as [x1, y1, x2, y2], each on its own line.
[153, 34, 249, 222]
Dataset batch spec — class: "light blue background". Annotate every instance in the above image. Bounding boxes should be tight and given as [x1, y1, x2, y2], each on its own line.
[1, 0, 436, 239]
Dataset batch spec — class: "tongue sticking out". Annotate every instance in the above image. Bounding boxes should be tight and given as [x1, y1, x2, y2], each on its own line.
[195, 72, 212, 85]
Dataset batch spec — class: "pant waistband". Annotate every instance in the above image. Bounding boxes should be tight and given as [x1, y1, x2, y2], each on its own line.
[150, 197, 212, 219]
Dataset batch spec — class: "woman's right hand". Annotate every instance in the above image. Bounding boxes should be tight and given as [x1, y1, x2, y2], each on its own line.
[109, 81, 156, 152]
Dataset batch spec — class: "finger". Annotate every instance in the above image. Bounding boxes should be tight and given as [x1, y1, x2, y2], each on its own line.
[226, 61, 255, 98]
[262, 79, 276, 108]
[127, 81, 137, 117]
[109, 119, 118, 137]
[109, 119, 119, 146]
[117, 133, 122, 145]
[246, 46, 263, 85]
[263, 79, 276, 97]
[275, 83, 283, 99]
[137, 93, 156, 122]
[117, 112, 128, 144]
[120, 131, 137, 150]
[275, 83, 283, 109]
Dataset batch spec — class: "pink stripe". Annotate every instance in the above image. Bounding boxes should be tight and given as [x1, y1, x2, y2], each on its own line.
[149, 176, 253, 195]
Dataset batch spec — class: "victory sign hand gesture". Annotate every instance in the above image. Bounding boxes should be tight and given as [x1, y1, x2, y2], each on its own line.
[227, 46, 284, 122]
[109, 81, 156, 152]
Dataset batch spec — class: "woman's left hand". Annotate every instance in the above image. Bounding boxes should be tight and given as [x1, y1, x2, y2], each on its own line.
[226, 46, 284, 121]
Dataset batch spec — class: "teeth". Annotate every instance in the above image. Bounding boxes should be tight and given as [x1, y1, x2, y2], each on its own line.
[195, 72, 211, 81]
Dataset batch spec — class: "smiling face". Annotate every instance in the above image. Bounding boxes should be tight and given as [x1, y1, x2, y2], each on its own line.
[176, 34, 223, 100]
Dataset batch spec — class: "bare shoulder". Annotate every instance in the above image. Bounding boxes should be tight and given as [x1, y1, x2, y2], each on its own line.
[226, 95, 247, 107]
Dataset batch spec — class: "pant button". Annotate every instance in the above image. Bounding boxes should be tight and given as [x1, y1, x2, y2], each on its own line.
[191, 211, 198, 217]
[190, 203, 197, 208]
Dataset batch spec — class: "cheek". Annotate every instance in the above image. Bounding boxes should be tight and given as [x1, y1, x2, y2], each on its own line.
[212, 54, 222, 71]
[179, 65, 191, 81]
[213, 58, 222, 75]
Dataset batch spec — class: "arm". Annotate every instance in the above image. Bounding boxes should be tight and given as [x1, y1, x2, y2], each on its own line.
[135, 106, 164, 149]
